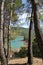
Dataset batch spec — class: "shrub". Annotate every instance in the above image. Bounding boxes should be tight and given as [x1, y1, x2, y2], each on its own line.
[19, 47, 28, 58]
[12, 47, 28, 58]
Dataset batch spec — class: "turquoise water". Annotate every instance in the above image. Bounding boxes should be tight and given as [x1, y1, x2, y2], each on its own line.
[15, 36, 24, 41]
[11, 40, 24, 49]
[11, 36, 24, 49]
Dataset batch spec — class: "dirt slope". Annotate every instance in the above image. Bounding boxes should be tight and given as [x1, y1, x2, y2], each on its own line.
[8, 57, 43, 65]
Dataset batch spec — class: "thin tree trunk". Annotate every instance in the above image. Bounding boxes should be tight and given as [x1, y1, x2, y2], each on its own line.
[7, 0, 13, 59]
[0, 2, 1, 51]
[9, 0, 13, 55]
[0, 0, 8, 65]
[28, 13, 33, 65]
[3, 23, 5, 46]
[7, 24, 10, 61]
[6, 0, 13, 60]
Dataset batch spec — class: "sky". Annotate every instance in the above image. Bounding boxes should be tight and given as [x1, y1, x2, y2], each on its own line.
[22, 0, 27, 4]
[10, 0, 43, 28]
[20, 0, 43, 28]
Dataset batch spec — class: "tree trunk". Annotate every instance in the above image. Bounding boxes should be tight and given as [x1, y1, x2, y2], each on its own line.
[7, 0, 13, 59]
[7, 24, 10, 61]
[31, 0, 43, 59]
[6, 0, 13, 60]
[0, 0, 8, 65]
[8, 0, 14, 56]
[0, 0, 2, 62]
[28, 13, 33, 65]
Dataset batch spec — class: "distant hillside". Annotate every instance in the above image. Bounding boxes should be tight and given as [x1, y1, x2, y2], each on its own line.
[11, 27, 35, 40]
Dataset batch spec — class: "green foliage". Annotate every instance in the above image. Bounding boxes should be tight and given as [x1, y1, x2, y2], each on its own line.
[5, 0, 10, 10]
[5, 0, 22, 10]
[33, 43, 41, 57]
[4, 0, 23, 22]
[12, 12, 18, 21]
[32, 38, 41, 58]
[14, 0, 22, 9]
[32, 37, 37, 44]
[19, 47, 28, 58]
[39, 14, 43, 21]
[12, 47, 28, 58]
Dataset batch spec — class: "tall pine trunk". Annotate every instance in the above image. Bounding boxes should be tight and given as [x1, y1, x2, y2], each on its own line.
[7, 0, 13, 59]
[9, 0, 13, 56]
[6, 0, 13, 60]
[0, 0, 2, 61]
[0, 0, 8, 65]
[7, 24, 10, 61]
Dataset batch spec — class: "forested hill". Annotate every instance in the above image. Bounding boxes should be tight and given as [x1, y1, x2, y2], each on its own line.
[11, 27, 43, 40]
[11, 27, 34, 40]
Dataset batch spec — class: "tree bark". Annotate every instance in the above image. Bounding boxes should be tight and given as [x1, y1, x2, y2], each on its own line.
[31, 0, 43, 59]
[0, 0, 2, 62]
[28, 13, 33, 65]
[7, 24, 10, 61]
[7, 0, 13, 59]
[0, 0, 8, 65]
